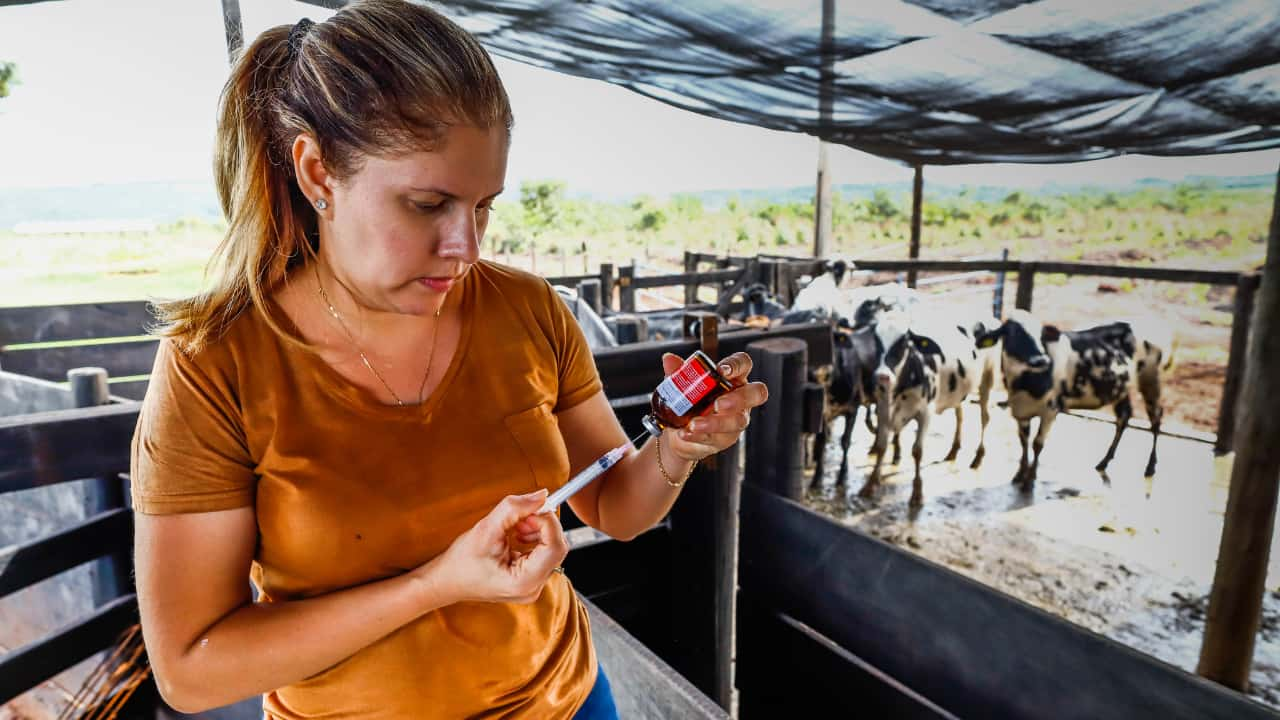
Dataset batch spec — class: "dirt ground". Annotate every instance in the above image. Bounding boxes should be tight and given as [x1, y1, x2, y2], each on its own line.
[805, 404, 1280, 710]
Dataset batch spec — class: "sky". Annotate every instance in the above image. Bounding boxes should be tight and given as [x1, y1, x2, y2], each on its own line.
[0, 0, 1277, 198]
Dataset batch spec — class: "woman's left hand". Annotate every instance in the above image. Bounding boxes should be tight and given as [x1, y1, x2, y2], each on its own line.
[660, 351, 769, 463]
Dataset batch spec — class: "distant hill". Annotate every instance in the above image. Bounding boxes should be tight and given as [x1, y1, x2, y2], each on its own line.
[0, 181, 224, 231]
[0, 174, 1272, 230]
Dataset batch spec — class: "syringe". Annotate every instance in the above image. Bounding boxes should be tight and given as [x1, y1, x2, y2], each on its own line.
[539, 431, 649, 515]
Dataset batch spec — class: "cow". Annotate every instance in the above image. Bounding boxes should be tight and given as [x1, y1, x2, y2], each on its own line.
[742, 282, 789, 326]
[812, 320, 879, 487]
[790, 258, 850, 319]
[860, 311, 1000, 507]
[975, 309, 1173, 486]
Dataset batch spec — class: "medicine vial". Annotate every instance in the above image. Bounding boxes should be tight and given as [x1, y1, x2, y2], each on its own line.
[642, 350, 734, 437]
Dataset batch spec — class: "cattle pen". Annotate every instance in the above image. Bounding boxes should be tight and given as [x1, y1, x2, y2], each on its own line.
[4, 243, 1278, 718]
[5, 0, 1280, 716]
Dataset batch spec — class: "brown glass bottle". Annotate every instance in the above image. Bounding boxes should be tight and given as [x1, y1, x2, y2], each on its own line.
[642, 350, 735, 437]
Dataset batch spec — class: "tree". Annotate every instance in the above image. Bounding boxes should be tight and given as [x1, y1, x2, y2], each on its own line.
[0, 62, 17, 99]
[519, 179, 567, 237]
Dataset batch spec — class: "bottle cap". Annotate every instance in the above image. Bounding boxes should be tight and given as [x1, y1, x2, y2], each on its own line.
[641, 415, 664, 438]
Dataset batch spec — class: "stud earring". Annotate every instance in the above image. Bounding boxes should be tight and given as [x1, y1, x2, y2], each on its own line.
[315, 198, 328, 210]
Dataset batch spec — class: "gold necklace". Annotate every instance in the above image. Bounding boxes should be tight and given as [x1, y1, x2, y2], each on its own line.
[313, 262, 441, 406]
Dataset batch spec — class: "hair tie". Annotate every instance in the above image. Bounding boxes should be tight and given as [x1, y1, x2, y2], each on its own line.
[287, 18, 315, 58]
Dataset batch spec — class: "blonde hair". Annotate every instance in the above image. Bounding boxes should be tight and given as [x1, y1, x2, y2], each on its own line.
[156, 0, 513, 354]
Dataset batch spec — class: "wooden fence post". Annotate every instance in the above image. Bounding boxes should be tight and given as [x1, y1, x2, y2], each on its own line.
[619, 265, 636, 313]
[1015, 262, 1037, 312]
[599, 262, 616, 313]
[1199, 166, 1280, 690]
[69, 367, 131, 608]
[993, 247, 1010, 319]
[611, 315, 646, 344]
[1216, 272, 1259, 455]
[667, 314, 737, 710]
[577, 279, 603, 316]
[744, 338, 807, 501]
[684, 251, 700, 305]
[908, 164, 923, 289]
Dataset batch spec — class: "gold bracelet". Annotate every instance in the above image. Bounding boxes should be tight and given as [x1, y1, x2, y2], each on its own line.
[655, 433, 696, 488]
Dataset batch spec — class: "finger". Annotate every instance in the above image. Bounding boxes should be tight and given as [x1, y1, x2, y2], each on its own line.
[716, 352, 753, 384]
[525, 513, 569, 570]
[711, 382, 769, 414]
[686, 409, 752, 435]
[488, 489, 550, 533]
[666, 433, 723, 462]
[661, 352, 683, 376]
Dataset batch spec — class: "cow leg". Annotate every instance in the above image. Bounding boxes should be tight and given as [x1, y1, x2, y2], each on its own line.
[892, 432, 903, 465]
[1139, 371, 1163, 477]
[1013, 419, 1031, 485]
[944, 404, 963, 462]
[838, 408, 857, 485]
[910, 414, 929, 508]
[1096, 398, 1132, 472]
[1029, 412, 1056, 485]
[811, 416, 828, 489]
[860, 400, 892, 498]
[970, 364, 994, 470]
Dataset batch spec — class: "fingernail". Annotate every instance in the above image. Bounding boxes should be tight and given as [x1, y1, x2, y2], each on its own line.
[714, 398, 722, 413]
[719, 363, 732, 375]
[525, 489, 547, 499]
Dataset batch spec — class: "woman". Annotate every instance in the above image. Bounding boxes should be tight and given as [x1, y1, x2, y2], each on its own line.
[130, 1, 768, 718]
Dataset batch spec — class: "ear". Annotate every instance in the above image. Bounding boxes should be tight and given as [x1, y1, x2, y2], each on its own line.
[975, 324, 1005, 349]
[910, 333, 946, 360]
[1041, 325, 1061, 344]
[292, 133, 334, 209]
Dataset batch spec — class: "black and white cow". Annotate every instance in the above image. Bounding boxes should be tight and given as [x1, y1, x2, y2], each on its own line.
[790, 258, 850, 319]
[812, 320, 879, 486]
[743, 282, 789, 324]
[975, 309, 1173, 486]
[860, 311, 1000, 507]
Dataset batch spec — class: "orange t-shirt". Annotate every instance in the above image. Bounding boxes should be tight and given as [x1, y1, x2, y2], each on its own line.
[130, 261, 603, 719]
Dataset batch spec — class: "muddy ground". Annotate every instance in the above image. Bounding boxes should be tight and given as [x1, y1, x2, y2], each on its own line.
[806, 404, 1280, 710]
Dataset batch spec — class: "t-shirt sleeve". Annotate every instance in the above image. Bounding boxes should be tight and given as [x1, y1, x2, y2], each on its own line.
[130, 338, 257, 515]
[543, 282, 604, 413]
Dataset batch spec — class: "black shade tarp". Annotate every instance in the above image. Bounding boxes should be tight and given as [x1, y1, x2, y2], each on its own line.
[306, 0, 1280, 165]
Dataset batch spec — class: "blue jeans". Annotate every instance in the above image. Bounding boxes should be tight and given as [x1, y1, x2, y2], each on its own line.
[572, 664, 619, 720]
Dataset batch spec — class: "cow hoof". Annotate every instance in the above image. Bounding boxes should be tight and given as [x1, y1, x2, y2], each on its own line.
[1144, 462, 1157, 478]
[969, 453, 985, 470]
[1095, 459, 1112, 472]
[909, 493, 924, 509]
[1011, 471, 1025, 485]
[944, 449, 959, 462]
[858, 482, 878, 499]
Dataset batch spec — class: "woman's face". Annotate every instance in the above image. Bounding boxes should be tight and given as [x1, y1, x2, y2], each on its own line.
[321, 124, 508, 316]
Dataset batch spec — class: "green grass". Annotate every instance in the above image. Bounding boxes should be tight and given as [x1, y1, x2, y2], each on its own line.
[0, 183, 1271, 307]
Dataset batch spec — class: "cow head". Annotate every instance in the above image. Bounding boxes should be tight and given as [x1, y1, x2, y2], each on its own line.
[824, 258, 850, 286]
[872, 312, 944, 395]
[974, 310, 1059, 372]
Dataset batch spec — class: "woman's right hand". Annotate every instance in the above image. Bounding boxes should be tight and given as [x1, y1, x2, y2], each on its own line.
[419, 489, 569, 605]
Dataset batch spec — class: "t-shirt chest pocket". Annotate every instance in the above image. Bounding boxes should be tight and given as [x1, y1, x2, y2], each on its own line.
[503, 402, 571, 493]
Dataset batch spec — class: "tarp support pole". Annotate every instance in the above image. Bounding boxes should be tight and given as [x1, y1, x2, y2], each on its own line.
[908, 164, 923, 288]
[1198, 161, 1280, 689]
[812, 0, 834, 259]
[221, 0, 243, 63]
